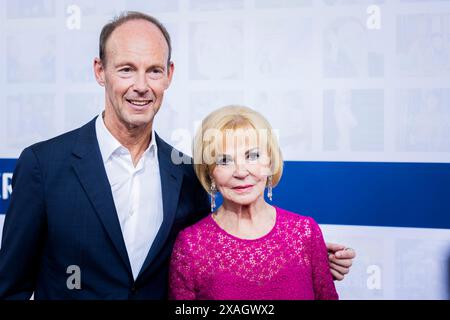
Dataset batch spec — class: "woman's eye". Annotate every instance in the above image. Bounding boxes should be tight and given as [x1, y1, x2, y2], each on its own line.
[248, 152, 260, 161]
[217, 156, 231, 165]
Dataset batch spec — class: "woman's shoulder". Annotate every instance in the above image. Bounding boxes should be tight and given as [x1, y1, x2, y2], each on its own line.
[275, 206, 317, 224]
[275, 206, 321, 234]
[176, 214, 215, 244]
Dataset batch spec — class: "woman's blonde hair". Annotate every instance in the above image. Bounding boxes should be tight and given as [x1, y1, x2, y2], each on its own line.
[193, 105, 283, 192]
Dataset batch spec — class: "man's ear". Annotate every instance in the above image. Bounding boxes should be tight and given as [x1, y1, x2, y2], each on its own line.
[165, 61, 175, 89]
[93, 57, 105, 86]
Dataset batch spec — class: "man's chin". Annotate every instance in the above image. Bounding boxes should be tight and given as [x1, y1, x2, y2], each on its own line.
[123, 114, 155, 129]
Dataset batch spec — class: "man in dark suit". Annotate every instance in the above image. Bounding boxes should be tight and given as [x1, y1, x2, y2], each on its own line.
[0, 11, 354, 299]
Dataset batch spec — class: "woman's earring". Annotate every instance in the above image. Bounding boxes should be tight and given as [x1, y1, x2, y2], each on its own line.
[210, 180, 217, 212]
[267, 175, 273, 201]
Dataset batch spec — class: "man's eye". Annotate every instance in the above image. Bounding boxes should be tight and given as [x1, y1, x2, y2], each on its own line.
[148, 68, 164, 79]
[119, 68, 132, 73]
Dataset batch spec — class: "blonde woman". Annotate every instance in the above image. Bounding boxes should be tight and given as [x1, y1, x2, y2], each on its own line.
[169, 105, 338, 300]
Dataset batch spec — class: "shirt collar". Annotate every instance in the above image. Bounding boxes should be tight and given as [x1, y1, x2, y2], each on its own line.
[95, 113, 158, 164]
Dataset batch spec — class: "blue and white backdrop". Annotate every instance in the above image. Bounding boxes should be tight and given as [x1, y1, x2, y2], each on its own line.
[1, 0, 450, 299]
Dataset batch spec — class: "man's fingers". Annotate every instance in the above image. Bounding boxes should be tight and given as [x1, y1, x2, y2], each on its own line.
[330, 262, 350, 276]
[329, 256, 353, 268]
[335, 248, 356, 259]
[330, 268, 345, 281]
[328, 246, 355, 281]
[326, 242, 346, 253]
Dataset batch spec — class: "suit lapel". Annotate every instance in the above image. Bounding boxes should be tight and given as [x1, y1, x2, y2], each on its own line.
[137, 133, 184, 280]
[70, 118, 132, 275]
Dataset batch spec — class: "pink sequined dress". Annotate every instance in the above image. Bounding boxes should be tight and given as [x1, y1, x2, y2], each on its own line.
[169, 206, 338, 300]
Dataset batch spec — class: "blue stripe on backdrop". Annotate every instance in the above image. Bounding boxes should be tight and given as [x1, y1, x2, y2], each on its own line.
[275, 161, 450, 230]
[1, 159, 450, 229]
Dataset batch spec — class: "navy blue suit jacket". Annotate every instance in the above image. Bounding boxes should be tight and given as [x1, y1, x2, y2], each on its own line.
[0, 117, 210, 299]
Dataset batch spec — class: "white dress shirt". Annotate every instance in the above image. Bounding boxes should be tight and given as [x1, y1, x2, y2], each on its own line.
[95, 114, 164, 280]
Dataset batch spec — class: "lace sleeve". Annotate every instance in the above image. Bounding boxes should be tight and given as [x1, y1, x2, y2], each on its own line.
[169, 230, 197, 300]
[308, 218, 339, 300]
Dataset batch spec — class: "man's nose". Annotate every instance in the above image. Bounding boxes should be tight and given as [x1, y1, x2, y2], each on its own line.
[133, 72, 149, 94]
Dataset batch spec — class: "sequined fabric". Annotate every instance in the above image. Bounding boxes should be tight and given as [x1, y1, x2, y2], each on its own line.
[169, 206, 338, 300]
